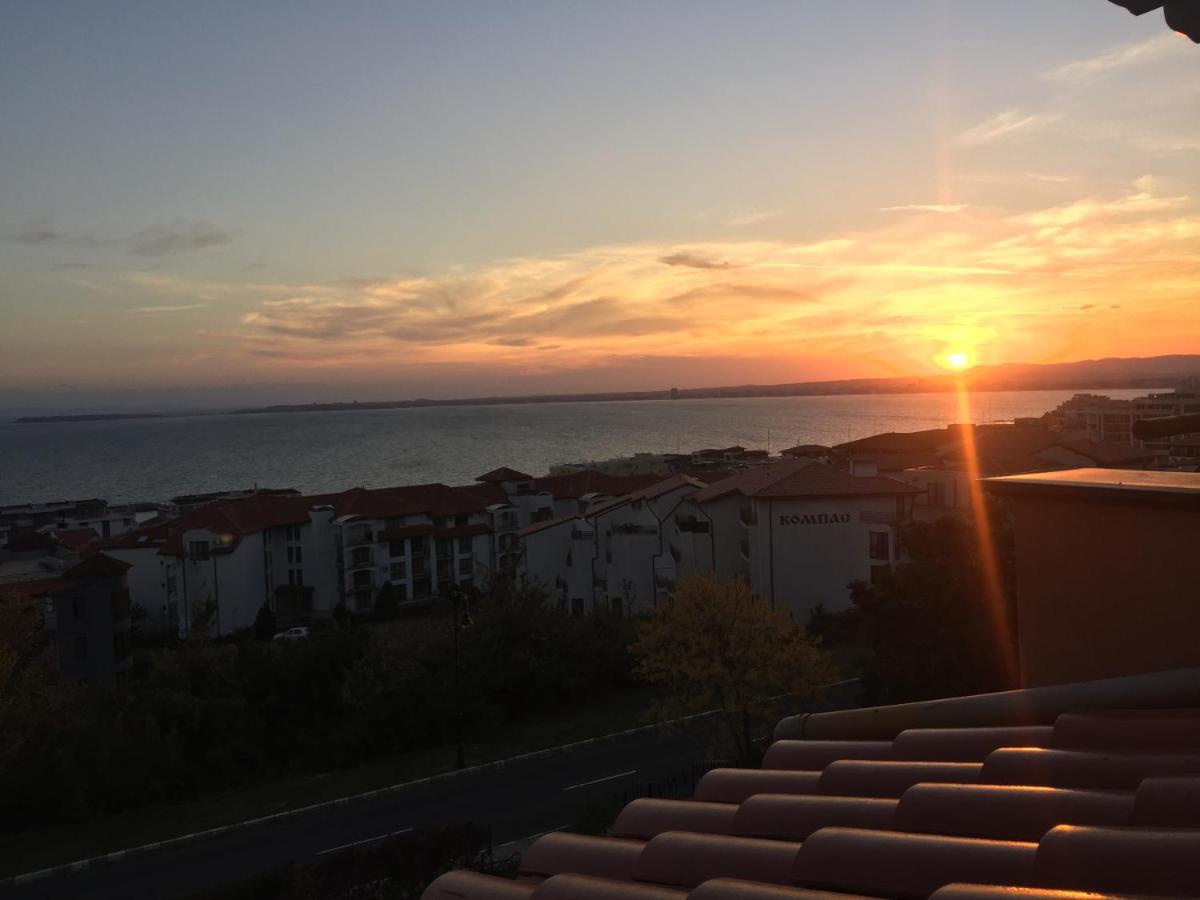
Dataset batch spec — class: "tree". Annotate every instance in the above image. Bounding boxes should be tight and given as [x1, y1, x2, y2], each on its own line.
[849, 515, 1019, 705]
[631, 573, 833, 763]
[253, 604, 277, 641]
[373, 582, 400, 622]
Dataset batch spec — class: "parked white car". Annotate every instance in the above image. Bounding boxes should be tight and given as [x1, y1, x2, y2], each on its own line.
[273, 626, 310, 642]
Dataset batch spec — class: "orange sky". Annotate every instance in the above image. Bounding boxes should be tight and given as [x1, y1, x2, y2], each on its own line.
[3, 8, 1198, 405]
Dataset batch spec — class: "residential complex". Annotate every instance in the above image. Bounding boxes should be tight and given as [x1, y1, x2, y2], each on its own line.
[1045, 386, 1200, 464]
[3, 401, 1188, 654]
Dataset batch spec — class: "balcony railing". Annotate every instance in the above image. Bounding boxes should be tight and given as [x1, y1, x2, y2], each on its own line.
[344, 529, 376, 547]
[348, 550, 375, 569]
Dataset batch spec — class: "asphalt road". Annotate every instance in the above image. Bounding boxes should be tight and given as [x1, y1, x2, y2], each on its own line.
[5, 718, 732, 900]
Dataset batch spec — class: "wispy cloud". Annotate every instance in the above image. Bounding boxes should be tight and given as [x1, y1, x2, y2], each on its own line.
[724, 208, 784, 227]
[124, 303, 210, 315]
[212, 178, 1199, 380]
[130, 221, 234, 257]
[660, 251, 737, 269]
[880, 204, 971, 214]
[7, 217, 236, 257]
[1044, 33, 1187, 83]
[955, 110, 1058, 148]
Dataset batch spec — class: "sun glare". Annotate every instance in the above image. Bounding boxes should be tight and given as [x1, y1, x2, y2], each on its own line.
[946, 351, 969, 369]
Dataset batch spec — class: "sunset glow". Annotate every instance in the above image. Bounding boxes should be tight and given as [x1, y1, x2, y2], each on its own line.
[2, 3, 1197, 408]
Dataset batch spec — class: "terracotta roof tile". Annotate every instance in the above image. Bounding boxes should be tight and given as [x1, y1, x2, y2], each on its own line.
[422, 699, 1200, 900]
[477, 467, 534, 483]
[690, 461, 920, 504]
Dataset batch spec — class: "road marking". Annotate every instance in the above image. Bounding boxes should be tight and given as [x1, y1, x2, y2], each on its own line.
[563, 769, 638, 792]
[495, 824, 570, 851]
[317, 827, 413, 856]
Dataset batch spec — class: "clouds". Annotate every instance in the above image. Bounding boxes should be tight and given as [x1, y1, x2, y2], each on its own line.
[660, 251, 736, 269]
[955, 110, 1059, 148]
[209, 176, 1199, 381]
[130, 221, 234, 257]
[1043, 32, 1188, 84]
[124, 303, 209, 316]
[6, 217, 235, 257]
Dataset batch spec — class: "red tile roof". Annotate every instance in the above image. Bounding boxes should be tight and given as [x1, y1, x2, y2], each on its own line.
[834, 428, 956, 454]
[0, 576, 68, 599]
[690, 461, 920, 503]
[531, 471, 665, 500]
[62, 552, 131, 580]
[152, 483, 506, 556]
[54, 527, 100, 553]
[779, 445, 831, 457]
[478, 467, 534, 483]
[423, 697, 1200, 900]
[520, 513, 580, 539]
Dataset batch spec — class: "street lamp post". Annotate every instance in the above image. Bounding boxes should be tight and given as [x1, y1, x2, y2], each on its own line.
[449, 583, 470, 769]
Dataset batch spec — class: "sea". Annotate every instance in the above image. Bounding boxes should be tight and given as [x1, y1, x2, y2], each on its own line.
[0, 389, 1154, 506]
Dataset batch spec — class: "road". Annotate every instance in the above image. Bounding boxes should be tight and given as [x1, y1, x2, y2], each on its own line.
[5, 718, 732, 900]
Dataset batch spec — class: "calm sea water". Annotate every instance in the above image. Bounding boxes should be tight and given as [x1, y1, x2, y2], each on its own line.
[0, 389, 1153, 505]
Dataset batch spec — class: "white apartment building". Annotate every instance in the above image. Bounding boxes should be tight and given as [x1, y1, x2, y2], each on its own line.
[666, 460, 920, 621]
[521, 474, 702, 615]
[101, 483, 517, 636]
[523, 461, 919, 624]
[1133, 390, 1200, 461]
[332, 483, 510, 613]
[1048, 394, 1136, 445]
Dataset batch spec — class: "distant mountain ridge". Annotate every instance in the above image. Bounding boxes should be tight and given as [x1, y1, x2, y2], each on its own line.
[238, 354, 1200, 416]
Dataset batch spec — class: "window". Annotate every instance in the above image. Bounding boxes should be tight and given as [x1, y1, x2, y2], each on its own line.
[390, 561, 407, 581]
[189, 540, 210, 559]
[458, 536, 471, 554]
[72, 597, 84, 619]
[570, 597, 584, 618]
[455, 514, 468, 528]
[436, 538, 453, 558]
[74, 635, 87, 660]
[287, 546, 295, 564]
[610, 596, 623, 617]
[113, 630, 130, 662]
[285, 525, 300, 541]
[389, 540, 405, 558]
[412, 556, 426, 576]
[458, 556, 472, 575]
[928, 481, 946, 508]
[166, 575, 176, 593]
[869, 531, 890, 562]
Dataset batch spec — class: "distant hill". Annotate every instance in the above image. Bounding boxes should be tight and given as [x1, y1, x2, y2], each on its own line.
[236, 355, 1200, 416]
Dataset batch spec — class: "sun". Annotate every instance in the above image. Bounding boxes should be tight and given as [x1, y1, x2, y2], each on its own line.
[946, 351, 969, 370]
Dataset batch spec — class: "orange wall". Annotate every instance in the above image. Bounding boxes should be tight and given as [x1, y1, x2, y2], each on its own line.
[1007, 495, 1200, 687]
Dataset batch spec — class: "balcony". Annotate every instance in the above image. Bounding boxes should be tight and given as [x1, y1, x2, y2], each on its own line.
[344, 528, 376, 548]
[348, 549, 375, 569]
[351, 571, 374, 590]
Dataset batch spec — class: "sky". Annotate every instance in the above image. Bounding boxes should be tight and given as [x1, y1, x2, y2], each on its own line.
[2, 1, 1198, 410]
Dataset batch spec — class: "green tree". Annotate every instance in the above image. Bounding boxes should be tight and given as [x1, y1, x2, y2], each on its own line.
[372, 582, 400, 622]
[849, 515, 1019, 705]
[253, 604, 277, 641]
[632, 573, 833, 763]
